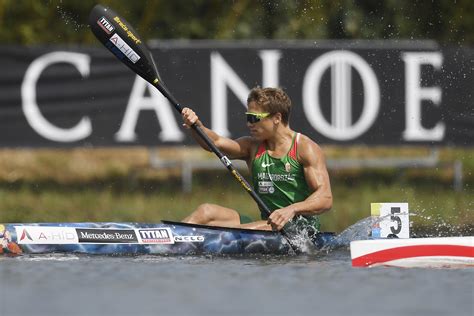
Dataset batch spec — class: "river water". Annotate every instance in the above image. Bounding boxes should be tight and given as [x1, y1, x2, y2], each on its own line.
[1, 249, 472, 316]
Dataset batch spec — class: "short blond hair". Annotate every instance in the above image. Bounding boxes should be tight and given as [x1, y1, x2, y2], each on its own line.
[247, 87, 291, 125]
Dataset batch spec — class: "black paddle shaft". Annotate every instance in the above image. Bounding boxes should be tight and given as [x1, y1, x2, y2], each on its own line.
[155, 82, 272, 214]
[88, 4, 297, 248]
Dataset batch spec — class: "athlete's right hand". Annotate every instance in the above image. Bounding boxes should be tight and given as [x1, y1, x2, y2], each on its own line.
[181, 107, 199, 129]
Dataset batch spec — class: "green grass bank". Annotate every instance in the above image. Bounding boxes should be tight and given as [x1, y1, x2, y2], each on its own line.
[0, 147, 472, 235]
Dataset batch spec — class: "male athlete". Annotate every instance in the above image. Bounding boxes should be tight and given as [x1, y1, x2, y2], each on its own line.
[181, 87, 332, 232]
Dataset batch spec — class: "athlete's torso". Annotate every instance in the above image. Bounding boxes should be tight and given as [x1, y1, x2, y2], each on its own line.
[251, 132, 311, 218]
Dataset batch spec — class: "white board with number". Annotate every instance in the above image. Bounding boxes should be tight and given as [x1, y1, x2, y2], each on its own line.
[371, 203, 409, 238]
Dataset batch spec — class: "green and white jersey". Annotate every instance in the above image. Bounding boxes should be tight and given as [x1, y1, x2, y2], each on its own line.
[251, 133, 320, 230]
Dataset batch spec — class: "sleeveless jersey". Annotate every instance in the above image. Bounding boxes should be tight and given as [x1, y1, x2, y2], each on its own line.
[251, 133, 320, 230]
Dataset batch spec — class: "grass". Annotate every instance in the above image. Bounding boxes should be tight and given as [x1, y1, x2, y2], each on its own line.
[0, 147, 472, 235]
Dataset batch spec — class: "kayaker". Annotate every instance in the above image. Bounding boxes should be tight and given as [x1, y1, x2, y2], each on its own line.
[181, 87, 332, 232]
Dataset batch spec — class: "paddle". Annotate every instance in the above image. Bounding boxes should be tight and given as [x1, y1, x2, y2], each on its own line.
[88, 4, 298, 252]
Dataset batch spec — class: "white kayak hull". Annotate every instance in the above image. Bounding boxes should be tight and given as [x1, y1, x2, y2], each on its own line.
[350, 236, 474, 268]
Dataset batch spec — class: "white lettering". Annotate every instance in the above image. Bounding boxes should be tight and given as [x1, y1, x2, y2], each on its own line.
[303, 50, 380, 140]
[98, 17, 114, 33]
[115, 76, 185, 142]
[259, 50, 281, 88]
[402, 52, 444, 141]
[21, 52, 92, 142]
[210, 50, 281, 137]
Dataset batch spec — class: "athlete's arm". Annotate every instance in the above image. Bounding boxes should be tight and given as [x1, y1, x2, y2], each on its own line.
[181, 107, 252, 159]
[298, 136, 333, 214]
[268, 135, 332, 230]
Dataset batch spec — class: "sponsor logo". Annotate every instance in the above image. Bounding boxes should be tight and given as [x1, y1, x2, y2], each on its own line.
[137, 228, 174, 244]
[76, 228, 138, 243]
[220, 156, 231, 167]
[97, 16, 115, 34]
[371, 227, 381, 238]
[231, 170, 252, 192]
[113, 16, 142, 44]
[174, 236, 204, 243]
[15, 226, 78, 244]
[19, 229, 33, 241]
[257, 172, 294, 182]
[261, 162, 274, 168]
[258, 181, 274, 194]
[109, 33, 141, 64]
[105, 41, 126, 62]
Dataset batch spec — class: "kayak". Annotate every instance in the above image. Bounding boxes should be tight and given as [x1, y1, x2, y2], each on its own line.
[0, 221, 338, 256]
[351, 236, 474, 268]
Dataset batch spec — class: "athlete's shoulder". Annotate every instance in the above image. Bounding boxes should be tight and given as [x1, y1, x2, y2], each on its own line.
[296, 133, 322, 151]
[235, 136, 260, 160]
[296, 133, 325, 163]
[236, 135, 260, 149]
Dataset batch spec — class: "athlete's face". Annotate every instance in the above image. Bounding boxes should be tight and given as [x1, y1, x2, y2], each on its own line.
[246, 101, 280, 140]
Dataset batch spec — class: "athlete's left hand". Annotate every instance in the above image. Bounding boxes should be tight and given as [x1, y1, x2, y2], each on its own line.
[267, 207, 296, 231]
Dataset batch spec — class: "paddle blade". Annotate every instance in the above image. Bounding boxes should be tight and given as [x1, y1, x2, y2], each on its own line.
[89, 4, 161, 85]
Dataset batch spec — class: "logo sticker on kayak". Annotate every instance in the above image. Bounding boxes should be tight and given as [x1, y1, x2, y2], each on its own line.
[77, 228, 138, 243]
[137, 228, 174, 244]
[15, 226, 78, 244]
[174, 235, 204, 243]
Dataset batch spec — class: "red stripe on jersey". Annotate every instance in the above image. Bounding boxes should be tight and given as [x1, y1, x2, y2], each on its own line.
[255, 143, 266, 159]
[288, 133, 299, 160]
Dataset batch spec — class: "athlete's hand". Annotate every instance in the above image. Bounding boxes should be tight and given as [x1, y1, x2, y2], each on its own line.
[267, 207, 296, 231]
[181, 107, 199, 129]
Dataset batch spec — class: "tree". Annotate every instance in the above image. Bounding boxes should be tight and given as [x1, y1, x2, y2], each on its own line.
[0, 0, 471, 45]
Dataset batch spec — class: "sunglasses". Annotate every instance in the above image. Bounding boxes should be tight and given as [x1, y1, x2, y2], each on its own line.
[245, 112, 271, 124]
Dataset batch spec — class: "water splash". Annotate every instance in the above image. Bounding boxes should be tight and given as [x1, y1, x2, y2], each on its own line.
[56, 5, 88, 32]
[288, 217, 373, 254]
[19, 254, 80, 261]
[319, 217, 372, 253]
[290, 230, 320, 255]
[409, 211, 473, 237]
[316, 210, 473, 254]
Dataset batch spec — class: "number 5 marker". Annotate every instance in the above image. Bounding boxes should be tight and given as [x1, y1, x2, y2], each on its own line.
[371, 203, 410, 239]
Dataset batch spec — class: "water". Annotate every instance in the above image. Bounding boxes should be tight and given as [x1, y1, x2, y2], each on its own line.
[1, 250, 472, 316]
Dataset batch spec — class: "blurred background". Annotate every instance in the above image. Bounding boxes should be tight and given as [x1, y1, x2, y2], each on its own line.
[0, 0, 472, 234]
[1, 0, 472, 44]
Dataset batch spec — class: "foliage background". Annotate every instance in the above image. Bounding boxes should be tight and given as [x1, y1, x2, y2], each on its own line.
[0, 0, 472, 45]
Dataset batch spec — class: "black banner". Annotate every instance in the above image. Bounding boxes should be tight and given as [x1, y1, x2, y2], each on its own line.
[0, 41, 472, 147]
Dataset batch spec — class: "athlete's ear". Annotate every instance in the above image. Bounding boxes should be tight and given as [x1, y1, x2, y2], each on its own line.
[273, 112, 282, 124]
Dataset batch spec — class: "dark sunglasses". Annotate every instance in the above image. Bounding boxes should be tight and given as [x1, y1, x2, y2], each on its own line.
[245, 112, 271, 124]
